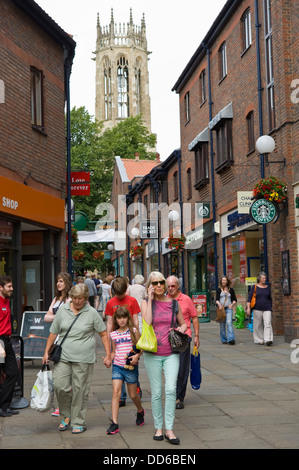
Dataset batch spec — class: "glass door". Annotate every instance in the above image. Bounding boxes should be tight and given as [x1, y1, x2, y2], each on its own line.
[22, 258, 43, 312]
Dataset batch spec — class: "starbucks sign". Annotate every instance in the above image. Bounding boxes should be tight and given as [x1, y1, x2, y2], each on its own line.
[250, 199, 277, 224]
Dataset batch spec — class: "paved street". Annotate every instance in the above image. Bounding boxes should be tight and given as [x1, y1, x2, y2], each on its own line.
[1, 320, 299, 450]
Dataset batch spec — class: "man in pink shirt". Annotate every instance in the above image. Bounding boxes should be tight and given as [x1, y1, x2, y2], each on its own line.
[167, 276, 200, 409]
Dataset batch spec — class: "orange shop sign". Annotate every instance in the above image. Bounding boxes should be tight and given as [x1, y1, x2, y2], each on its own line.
[0, 175, 65, 229]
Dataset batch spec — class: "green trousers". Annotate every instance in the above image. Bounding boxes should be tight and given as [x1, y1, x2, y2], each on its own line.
[53, 360, 94, 427]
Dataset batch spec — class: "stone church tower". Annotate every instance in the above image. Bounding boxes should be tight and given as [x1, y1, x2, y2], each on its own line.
[95, 9, 151, 133]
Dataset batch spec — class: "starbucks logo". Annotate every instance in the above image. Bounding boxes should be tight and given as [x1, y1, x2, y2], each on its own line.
[250, 199, 277, 224]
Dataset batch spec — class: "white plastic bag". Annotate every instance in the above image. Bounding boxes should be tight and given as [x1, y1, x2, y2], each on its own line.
[30, 364, 54, 412]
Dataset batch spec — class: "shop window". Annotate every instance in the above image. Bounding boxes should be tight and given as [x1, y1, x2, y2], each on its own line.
[30, 66, 44, 131]
[194, 142, 209, 189]
[215, 119, 234, 173]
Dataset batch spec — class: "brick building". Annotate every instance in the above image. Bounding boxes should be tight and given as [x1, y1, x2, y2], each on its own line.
[0, 0, 76, 332]
[172, 0, 299, 340]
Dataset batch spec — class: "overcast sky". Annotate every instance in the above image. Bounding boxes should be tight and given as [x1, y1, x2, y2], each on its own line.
[35, 0, 227, 160]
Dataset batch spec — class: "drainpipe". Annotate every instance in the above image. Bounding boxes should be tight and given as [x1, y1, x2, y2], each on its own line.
[65, 51, 73, 279]
[255, 0, 268, 276]
[203, 43, 219, 288]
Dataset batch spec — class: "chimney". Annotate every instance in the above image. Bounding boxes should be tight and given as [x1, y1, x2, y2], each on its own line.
[135, 152, 140, 161]
[156, 153, 160, 162]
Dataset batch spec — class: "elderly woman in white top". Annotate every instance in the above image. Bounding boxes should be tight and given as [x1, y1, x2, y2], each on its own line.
[128, 275, 146, 332]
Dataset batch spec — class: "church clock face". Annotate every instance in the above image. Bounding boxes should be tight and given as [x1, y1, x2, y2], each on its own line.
[250, 199, 276, 224]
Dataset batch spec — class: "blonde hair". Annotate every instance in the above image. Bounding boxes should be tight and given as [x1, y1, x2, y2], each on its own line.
[69, 283, 89, 300]
[145, 271, 167, 294]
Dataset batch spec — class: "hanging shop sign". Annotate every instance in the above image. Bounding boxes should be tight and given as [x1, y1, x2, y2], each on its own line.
[250, 199, 277, 225]
[140, 220, 158, 239]
[70, 171, 90, 196]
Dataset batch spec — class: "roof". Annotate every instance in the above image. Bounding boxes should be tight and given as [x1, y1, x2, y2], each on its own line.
[115, 156, 160, 183]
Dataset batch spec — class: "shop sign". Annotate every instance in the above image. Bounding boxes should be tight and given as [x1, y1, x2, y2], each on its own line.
[70, 171, 90, 196]
[221, 208, 256, 238]
[196, 203, 210, 219]
[250, 199, 276, 224]
[237, 191, 253, 214]
[185, 227, 204, 249]
[140, 220, 158, 239]
[147, 239, 158, 256]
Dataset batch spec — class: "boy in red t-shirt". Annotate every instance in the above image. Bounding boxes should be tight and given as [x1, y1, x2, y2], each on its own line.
[105, 277, 142, 406]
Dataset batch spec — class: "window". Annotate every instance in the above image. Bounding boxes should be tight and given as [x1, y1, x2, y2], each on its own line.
[264, 0, 275, 131]
[187, 168, 192, 199]
[199, 69, 206, 104]
[173, 171, 178, 200]
[30, 67, 44, 130]
[184, 92, 190, 123]
[219, 42, 227, 81]
[215, 119, 233, 172]
[104, 58, 112, 120]
[117, 56, 129, 118]
[241, 9, 252, 52]
[194, 142, 209, 188]
[135, 59, 142, 115]
[246, 111, 255, 153]
[161, 180, 168, 205]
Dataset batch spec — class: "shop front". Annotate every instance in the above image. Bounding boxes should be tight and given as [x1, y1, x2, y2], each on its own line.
[0, 175, 65, 334]
[162, 238, 182, 283]
[186, 221, 215, 321]
[221, 208, 264, 307]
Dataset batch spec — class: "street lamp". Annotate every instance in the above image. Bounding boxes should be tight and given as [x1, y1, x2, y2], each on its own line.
[168, 210, 185, 292]
[131, 227, 140, 238]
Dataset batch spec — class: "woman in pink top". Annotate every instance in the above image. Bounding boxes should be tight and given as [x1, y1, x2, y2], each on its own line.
[141, 272, 187, 445]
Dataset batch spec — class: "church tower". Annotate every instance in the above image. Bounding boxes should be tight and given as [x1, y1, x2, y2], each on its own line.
[95, 9, 151, 132]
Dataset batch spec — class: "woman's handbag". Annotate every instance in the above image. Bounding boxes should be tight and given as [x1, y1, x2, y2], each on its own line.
[190, 346, 202, 390]
[168, 300, 189, 353]
[30, 364, 54, 412]
[48, 313, 81, 363]
[136, 319, 158, 353]
[216, 293, 227, 323]
[250, 284, 257, 309]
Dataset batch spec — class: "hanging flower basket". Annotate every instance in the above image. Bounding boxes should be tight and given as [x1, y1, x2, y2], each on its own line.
[130, 245, 144, 258]
[73, 249, 85, 261]
[92, 250, 104, 261]
[168, 235, 186, 251]
[253, 177, 287, 203]
[71, 225, 78, 245]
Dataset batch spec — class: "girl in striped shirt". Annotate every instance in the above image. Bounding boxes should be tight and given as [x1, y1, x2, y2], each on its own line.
[107, 307, 144, 435]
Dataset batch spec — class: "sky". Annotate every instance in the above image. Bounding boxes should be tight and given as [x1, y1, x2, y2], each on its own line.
[35, 0, 227, 160]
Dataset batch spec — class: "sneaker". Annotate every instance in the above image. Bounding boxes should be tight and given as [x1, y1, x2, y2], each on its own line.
[51, 408, 60, 417]
[137, 386, 142, 399]
[106, 422, 119, 435]
[176, 400, 184, 409]
[119, 400, 126, 407]
[136, 408, 145, 426]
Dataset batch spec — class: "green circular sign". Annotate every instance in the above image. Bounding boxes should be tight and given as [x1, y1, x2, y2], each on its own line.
[250, 199, 277, 224]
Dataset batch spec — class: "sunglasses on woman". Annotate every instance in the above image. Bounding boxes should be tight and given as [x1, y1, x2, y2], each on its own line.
[151, 280, 165, 286]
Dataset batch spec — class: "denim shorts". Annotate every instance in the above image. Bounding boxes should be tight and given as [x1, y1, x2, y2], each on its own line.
[112, 363, 138, 384]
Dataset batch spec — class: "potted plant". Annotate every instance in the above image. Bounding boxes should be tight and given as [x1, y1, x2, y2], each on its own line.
[168, 235, 186, 251]
[73, 249, 85, 261]
[253, 177, 287, 203]
[130, 245, 144, 258]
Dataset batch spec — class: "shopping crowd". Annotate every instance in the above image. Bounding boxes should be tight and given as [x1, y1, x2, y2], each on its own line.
[0, 270, 273, 444]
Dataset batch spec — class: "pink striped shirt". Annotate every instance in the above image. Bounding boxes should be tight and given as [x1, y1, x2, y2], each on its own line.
[110, 328, 136, 367]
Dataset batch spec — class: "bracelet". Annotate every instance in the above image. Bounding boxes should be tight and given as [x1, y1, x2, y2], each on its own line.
[195, 335, 199, 337]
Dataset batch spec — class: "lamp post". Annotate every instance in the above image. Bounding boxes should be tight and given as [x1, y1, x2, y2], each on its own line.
[168, 210, 185, 293]
[255, 135, 276, 276]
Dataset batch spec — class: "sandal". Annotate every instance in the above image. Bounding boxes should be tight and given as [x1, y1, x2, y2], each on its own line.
[72, 426, 86, 434]
[59, 418, 71, 431]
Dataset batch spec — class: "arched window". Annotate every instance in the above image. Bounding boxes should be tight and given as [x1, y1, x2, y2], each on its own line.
[103, 58, 112, 120]
[135, 59, 142, 115]
[117, 56, 129, 118]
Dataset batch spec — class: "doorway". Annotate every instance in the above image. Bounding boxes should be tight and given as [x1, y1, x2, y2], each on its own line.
[22, 257, 44, 312]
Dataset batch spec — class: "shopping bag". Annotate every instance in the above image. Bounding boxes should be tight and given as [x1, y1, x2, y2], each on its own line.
[30, 364, 54, 412]
[190, 346, 202, 390]
[136, 319, 157, 352]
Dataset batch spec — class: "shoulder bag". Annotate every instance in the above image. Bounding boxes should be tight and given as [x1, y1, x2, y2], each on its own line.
[168, 299, 189, 353]
[49, 313, 81, 364]
[216, 292, 227, 323]
[250, 284, 257, 309]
